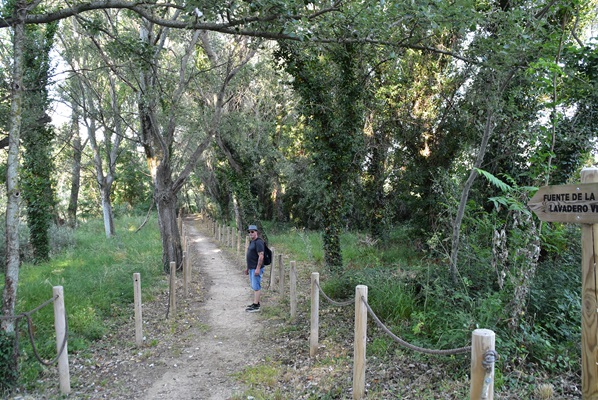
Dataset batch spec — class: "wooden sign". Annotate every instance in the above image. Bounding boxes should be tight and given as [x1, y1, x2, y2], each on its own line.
[527, 182, 598, 224]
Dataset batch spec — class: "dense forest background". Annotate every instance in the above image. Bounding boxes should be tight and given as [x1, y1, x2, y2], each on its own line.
[0, 0, 597, 395]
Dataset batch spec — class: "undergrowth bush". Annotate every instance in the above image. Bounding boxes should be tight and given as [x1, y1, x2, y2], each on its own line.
[311, 219, 582, 377]
[0, 330, 17, 392]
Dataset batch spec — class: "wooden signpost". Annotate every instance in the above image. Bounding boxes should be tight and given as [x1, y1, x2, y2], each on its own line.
[528, 167, 598, 399]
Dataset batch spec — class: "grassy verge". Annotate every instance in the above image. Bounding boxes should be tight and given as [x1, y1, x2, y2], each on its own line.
[1, 215, 165, 389]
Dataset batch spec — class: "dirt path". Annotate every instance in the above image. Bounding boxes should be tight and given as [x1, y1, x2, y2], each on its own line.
[37, 216, 269, 400]
[139, 216, 263, 399]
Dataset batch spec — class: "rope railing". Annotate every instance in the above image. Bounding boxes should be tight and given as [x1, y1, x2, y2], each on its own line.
[311, 275, 497, 400]
[0, 294, 69, 366]
[360, 295, 471, 356]
[1, 287, 70, 395]
[315, 280, 354, 307]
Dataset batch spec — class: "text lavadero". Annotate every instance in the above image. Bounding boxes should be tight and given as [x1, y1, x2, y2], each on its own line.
[528, 183, 598, 224]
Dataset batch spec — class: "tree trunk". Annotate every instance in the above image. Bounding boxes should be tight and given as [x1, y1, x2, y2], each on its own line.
[67, 109, 83, 228]
[100, 183, 115, 238]
[154, 163, 181, 273]
[323, 192, 343, 273]
[2, 0, 26, 335]
[87, 107, 116, 238]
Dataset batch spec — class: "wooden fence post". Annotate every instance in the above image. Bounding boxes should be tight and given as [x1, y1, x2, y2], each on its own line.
[581, 167, 598, 397]
[169, 261, 176, 318]
[53, 286, 70, 395]
[133, 273, 143, 346]
[353, 285, 368, 400]
[290, 261, 297, 320]
[183, 251, 188, 296]
[237, 230, 241, 260]
[278, 254, 285, 296]
[269, 247, 276, 289]
[310, 272, 319, 357]
[244, 236, 249, 270]
[470, 329, 495, 399]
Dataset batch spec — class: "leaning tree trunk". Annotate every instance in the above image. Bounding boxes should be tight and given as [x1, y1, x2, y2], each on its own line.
[449, 70, 515, 284]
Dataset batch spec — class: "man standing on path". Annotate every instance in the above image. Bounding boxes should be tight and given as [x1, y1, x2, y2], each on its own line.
[245, 224, 264, 312]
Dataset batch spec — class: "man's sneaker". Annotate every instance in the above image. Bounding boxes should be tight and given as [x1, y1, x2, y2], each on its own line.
[245, 303, 260, 313]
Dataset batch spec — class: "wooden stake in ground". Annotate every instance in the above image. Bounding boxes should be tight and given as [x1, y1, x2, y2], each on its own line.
[53, 286, 70, 395]
[169, 261, 176, 318]
[133, 273, 143, 346]
[353, 285, 367, 400]
[470, 329, 495, 399]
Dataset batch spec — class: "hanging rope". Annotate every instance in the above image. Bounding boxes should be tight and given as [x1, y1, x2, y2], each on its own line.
[315, 280, 354, 307]
[0, 294, 69, 366]
[361, 296, 472, 356]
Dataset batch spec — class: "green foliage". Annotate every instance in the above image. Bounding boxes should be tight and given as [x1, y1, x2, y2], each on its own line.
[269, 218, 581, 377]
[0, 331, 17, 392]
[113, 147, 152, 211]
[275, 39, 366, 273]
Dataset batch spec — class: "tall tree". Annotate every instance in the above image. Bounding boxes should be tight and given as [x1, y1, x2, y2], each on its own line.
[66, 104, 84, 227]
[1, 0, 27, 336]
[276, 40, 366, 273]
[21, 21, 57, 262]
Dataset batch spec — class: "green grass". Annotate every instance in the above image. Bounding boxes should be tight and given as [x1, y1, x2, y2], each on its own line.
[1, 215, 165, 385]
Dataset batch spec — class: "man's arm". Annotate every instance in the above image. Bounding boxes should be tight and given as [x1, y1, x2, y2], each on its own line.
[255, 251, 264, 274]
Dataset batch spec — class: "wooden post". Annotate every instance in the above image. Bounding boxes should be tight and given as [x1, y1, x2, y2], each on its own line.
[353, 285, 368, 400]
[245, 236, 249, 270]
[269, 247, 276, 289]
[290, 261, 297, 320]
[237, 230, 241, 260]
[470, 329, 495, 400]
[133, 273, 143, 346]
[169, 261, 176, 318]
[53, 286, 70, 395]
[278, 253, 285, 296]
[188, 242, 193, 283]
[183, 251, 188, 296]
[582, 167, 598, 398]
[310, 272, 319, 357]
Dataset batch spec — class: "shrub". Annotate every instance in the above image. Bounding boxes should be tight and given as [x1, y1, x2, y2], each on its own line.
[0, 331, 17, 392]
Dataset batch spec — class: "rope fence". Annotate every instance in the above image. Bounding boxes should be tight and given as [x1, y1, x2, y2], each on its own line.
[360, 295, 471, 356]
[197, 214, 498, 399]
[311, 274, 497, 400]
[0, 286, 70, 394]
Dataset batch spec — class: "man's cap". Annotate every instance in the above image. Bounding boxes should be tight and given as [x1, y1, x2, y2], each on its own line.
[247, 225, 258, 232]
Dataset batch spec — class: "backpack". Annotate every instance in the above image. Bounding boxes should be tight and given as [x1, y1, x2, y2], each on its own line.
[262, 240, 272, 266]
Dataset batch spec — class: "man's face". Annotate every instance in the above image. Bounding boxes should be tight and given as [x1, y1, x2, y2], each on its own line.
[248, 230, 258, 240]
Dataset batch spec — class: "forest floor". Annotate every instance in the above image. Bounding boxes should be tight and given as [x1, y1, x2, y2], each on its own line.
[13, 215, 582, 399]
